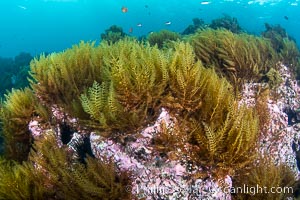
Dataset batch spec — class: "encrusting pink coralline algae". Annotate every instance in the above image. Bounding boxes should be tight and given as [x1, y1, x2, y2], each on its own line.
[89, 108, 231, 200]
[29, 63, 300, 200]
[239, 63, 300, 177]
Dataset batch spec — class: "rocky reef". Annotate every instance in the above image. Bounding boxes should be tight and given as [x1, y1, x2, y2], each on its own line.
[0, 27, 300, 199]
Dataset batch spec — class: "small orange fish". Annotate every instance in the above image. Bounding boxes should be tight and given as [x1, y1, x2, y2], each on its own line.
[121, 6, 128, 13]
[129, 27, 133, 33]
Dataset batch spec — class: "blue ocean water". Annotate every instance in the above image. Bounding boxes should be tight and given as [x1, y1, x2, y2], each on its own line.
[0, 0, 299, 58]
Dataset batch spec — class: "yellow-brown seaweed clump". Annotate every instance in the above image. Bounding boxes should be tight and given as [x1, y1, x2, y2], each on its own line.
[189, 28, 278, 91]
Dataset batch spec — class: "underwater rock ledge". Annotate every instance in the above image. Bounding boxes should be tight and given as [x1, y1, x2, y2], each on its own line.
[27, 62, 300, 200]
